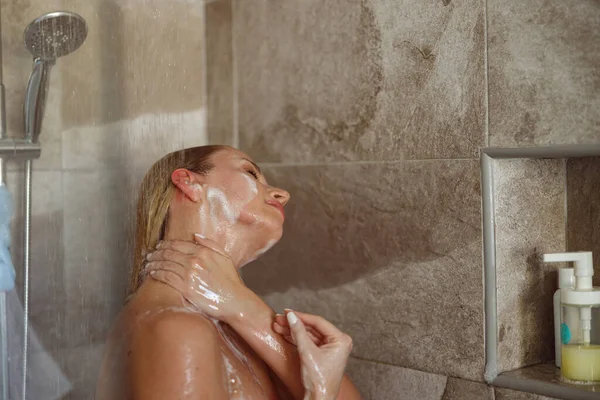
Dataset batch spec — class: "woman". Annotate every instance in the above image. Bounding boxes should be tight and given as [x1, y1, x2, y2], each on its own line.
[96, 145, 361, 399]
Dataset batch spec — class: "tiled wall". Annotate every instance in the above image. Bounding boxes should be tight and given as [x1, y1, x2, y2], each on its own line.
[567, 157, 600, 283]
[206, 0, 600, 399]
[487, 1, 600, 147]
[2, 0, 207, 398]
[494, 159, 566, 373]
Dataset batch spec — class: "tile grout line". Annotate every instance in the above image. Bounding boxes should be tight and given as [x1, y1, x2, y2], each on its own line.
[257, 158, 480, 168]
[231, 0, 239, 149]
[483, 0, 490, 148]
[5, 157, 480, 174]
[201, 1, 209, 149]
[350, 354, 486, 386]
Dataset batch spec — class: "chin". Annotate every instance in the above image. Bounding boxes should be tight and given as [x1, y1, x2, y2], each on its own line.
[264, 219, 284, 242]
[249, 213, 284, 240]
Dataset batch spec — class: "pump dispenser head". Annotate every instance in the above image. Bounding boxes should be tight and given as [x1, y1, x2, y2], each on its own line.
[558, 268, 576, 290]
[544, 252, 594, 290]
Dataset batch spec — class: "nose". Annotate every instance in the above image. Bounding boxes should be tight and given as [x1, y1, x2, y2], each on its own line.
[269, 186, 290, 206]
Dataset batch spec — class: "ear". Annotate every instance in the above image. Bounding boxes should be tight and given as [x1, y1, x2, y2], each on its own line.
[171, 169, 203, 202]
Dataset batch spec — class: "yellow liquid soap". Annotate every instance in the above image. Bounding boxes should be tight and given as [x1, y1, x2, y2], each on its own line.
[561, 344, 600, 383]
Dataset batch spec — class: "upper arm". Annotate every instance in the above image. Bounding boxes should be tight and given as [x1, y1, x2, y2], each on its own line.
[128, 312, 227, 400]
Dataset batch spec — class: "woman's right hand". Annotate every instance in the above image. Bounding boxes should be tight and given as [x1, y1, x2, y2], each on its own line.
[274, 310, 353, 400]
[144, 234, 257, 322]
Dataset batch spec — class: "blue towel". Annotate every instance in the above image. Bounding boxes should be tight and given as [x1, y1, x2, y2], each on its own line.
[0, 185, 14, 291]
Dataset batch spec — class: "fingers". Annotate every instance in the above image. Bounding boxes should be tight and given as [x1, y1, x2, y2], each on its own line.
[274, 315, 324, 340]
[192, 234, 229, 258]
[146, 260, 185, 276]
[277, 310, 352, 352]
[274, 313, 288, 327]
[286, 311, 317, 355]
[284, 309, 345, 340]
[273, 320, 323, 345]
[155, 240, 201, 256]
[147, 248, 201, 269]
[149, 268, 186, 291]
[283, 335, 295, 345]
[153, 238, 227, 261]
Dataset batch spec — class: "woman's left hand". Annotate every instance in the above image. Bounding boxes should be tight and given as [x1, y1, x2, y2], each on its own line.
[144, 234, 256, 322]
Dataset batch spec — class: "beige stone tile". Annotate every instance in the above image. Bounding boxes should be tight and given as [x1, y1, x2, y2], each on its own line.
[206, 0, 234, 146]
[57, 0, 206, 128]
[346, 358, 447, 400]
[234, 0, 485, 162]
[566, 157, 600, 285]
[441, 377, 493, 400]
[488, 0, 600, 147]
[243, 160, 484, 379]
[182, 108, 209, 149]
[61, 110, 203, 171]
[494, 159, 566, 372]
[495, 388, 561, 400]
[61, 170, 134, 346]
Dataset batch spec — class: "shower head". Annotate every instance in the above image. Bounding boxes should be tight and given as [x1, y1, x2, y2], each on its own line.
[22, 11, 87, 143]
[23, 11, 87, 60]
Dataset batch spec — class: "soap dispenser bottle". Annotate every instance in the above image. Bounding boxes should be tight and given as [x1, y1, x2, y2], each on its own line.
[544, 251, 600, 383]
[552, 268, 575, 367]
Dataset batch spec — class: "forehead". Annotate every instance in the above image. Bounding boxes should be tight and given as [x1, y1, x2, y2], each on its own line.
[211, 147, 254, 165]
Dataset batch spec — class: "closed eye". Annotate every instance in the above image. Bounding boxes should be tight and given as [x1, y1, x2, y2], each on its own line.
[247, 169, 259, 179]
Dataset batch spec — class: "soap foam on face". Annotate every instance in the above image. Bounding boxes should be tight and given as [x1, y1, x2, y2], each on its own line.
[198, 169, 260, 234]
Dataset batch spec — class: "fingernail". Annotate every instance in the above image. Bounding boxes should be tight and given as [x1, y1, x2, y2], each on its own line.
[275, 313, 284, 319]
[156, 241, 163, 249]
[194, 233, 206, 239]
[287, 311, 298, 325]
[149, 270, 156, 275]
[284, 308, 292, 313]
[145, 252, 153, 261]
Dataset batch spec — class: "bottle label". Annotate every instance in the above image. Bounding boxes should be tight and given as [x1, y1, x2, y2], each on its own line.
[561, 323, 571, 345]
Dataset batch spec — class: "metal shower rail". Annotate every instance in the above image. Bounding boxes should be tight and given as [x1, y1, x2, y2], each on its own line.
[0, 3, 42, 399]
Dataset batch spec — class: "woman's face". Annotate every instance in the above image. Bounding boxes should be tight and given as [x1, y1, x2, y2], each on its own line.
[188, 147, 290, 263]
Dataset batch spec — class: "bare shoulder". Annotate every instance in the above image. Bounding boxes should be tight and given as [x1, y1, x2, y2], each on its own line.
[127, 309, 227, 399]
[133, 307, 219, 346]
[129, 307, 223, 367]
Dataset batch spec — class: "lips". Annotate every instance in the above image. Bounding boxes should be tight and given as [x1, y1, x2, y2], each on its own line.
[266, 200, 285, 220]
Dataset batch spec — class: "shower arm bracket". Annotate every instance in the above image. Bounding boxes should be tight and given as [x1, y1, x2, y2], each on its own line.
[0, 139, 41, 160]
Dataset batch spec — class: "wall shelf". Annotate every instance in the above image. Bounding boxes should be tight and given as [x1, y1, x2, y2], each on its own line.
[482, 144, 600, 400]
[494, 363, 600, 400]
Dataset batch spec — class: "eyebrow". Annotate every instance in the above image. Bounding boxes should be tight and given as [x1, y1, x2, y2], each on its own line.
[241, 158, 262, 175]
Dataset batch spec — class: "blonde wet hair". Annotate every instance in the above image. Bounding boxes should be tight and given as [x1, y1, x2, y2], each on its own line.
[128, 145, 227, 295]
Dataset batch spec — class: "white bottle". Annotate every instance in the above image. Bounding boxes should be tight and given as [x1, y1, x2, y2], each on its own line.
[553, 268, 575, 367]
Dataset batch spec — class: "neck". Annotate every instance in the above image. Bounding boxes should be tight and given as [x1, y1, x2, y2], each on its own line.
[162, 222, 253, 269]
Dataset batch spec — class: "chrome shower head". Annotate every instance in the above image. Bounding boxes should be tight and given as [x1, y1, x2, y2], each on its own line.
[22, 11, 87, 142]
[23, 11, 87, 60]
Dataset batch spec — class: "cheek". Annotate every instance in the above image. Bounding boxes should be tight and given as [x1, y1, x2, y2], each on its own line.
[206, 187, 237, 224]
[241, 174, 258, 196]
[235, 175, 264, 221]
[227, 173, 259, 208]
[203, 173, 261, 225]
